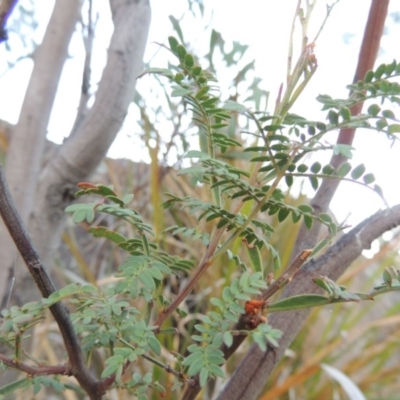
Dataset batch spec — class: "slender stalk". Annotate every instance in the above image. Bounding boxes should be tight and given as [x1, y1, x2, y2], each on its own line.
[118, 338, 187, 381]
[0, 353, 69, 376]
[154, 145, 299, 331]
[154, 0, 320, 336]
[0, 164, 101, 399]
[217, 2, 390, 399]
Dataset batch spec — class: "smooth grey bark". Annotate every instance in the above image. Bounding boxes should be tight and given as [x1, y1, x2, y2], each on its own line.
[0, 0, 150, 389]
[24, 0, 151, 298]
[0, 0, 81, 301]
[0, 0, 151, 308]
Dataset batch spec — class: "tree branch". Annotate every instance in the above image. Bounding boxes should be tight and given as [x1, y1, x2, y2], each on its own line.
[70, 0, 95, 137]
[0, 0, 81, 302]
[0, 353, 70, 376]
[0, 164, 102, 399]
[5, 0, 81, 222]
[217, 1, 390, 398]
[291, 0, 389, 257]
[27, 0, 150, 266]
[216, 204, 400, 400]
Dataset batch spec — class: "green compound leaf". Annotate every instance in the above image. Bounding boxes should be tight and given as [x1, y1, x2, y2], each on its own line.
[187, 358, 204, 377]
[148, 336, 161, 356]
[171, 87, 193, 97]
[364, 70, 374, 83]
[0, 378, 31, 395]
[363, 173, 375, 184]
[268, 294, 330, 312]
[374, 63, 386, 79]
[222, 100, 247, 112]
[388, 123, 400, 134]
[101, 363, 120, 379]
[309, 176, 319, 190]
[336, 162, 352, 178]
[310, 162, 321, 174]
[351, 164, 366, 180]
[298, 204, 313, 213]
[89, 227, 127, 244]
[208, 364, 225, 378]
[65, 204, 96, 224]
[247, 245, 263, 274]
[367, 104, 381, 116]
[168, 36, 179, 52]
[199, 367, 209, 387]
[138, 271, 156, 290]
[303, 214, 314, 230]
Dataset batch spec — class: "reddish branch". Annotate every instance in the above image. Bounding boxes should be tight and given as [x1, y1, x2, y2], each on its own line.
[154, 221, 228, 331]
[215, 1, 390, 399]
[293, 0, 390, 258]
[0, 353, 70, 376]
[334, 0, 389, 154]
[0, 164, 103, 399]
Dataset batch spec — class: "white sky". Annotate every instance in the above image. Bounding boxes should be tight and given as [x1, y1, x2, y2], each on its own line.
[1, 0, 400, 230]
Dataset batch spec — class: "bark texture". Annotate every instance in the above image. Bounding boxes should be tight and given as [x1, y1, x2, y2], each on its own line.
[29, 0, 151, 266]
[0, 0, 151, 306]
[0, 0, 81, 301]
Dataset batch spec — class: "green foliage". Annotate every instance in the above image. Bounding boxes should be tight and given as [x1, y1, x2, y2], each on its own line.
[180, 271, 269, 386]
[266, 237, 400, 399]
[60, 46, 398, 393]
[2, 26, 400, 398]
[317, 62, 400, 137]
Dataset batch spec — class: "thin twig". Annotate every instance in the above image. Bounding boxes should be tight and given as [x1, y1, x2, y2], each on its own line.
[118, 337, 187, 381]
[0, 353, 70, 376]
[259, 250, 312, 301]
[70, 0, 95, 137]
[287, 0, 301, 82]
[313, 1, 340, 43]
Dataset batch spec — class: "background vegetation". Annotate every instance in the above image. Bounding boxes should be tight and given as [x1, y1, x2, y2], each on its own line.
[0, 1, 399, 399]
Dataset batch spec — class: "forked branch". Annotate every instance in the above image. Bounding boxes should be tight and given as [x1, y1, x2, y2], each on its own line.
[0, 164, 101, 399]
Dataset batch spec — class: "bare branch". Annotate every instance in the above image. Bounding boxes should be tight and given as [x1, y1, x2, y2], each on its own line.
[70, 0, 95, 136]
[0, 353, 69, 376]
